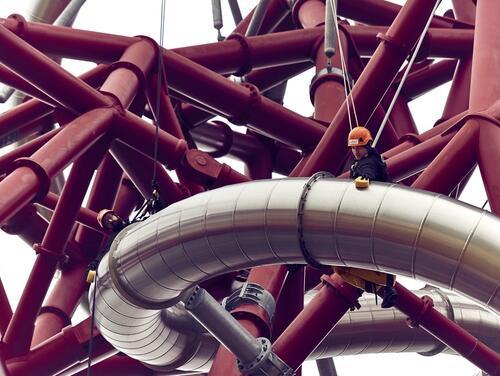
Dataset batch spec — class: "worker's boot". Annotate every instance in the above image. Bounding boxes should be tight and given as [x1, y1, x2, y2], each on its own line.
[381, 285, 398, 308]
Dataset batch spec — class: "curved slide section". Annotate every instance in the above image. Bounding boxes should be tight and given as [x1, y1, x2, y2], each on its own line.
[92, 178, 500, 370]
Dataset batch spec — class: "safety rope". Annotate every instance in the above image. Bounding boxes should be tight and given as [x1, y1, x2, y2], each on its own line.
[85, 1, 167, 374]
[372, 1, 441, 147]
[152, 0, 167, 197]
[87, 273, 98, 375]
[482, 199, 489, 210]
[327, 0, 359, 130]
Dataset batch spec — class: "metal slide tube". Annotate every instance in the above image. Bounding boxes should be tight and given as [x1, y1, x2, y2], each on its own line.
[92, 178, 500, 372]
[310, 289, 500, 359]
[393, 283, 500, 376]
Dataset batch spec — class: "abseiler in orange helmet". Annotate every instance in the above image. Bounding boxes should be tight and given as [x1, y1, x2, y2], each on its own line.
[347, 126, 372, 147]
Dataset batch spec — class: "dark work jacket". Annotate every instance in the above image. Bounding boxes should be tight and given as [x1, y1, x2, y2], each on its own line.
[350, 148, 388, 182]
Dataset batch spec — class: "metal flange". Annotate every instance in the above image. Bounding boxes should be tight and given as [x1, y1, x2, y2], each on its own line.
[237, 337, 295, 376]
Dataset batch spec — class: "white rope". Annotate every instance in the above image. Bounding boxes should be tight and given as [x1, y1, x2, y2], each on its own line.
[325, 0, 355, 130]
[372, 1, 441, 147]
[329, 0, 359, 128]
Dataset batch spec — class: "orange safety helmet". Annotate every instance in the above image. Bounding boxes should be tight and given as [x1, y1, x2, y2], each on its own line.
[347, 126, 372, 147]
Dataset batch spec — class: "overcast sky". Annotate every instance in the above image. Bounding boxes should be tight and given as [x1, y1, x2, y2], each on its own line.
[0, 1, 484, 375]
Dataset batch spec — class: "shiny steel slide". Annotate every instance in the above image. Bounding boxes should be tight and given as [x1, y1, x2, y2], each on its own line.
[91, 178, 500, 372]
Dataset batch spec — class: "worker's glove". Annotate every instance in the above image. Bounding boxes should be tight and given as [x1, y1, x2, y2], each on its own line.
[354, 176, 370, 189]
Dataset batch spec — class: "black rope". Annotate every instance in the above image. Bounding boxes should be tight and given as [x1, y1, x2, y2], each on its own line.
[87, 273, 98, 376]
[482, 199, 489, 210]
[151, 0, 167, 200]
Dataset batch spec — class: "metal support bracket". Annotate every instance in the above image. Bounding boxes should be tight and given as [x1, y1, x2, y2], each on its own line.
[226, 33, 253, 77]
[237, 337, 295, 376]
[309, 67, 354, 104]
[222, 282, 276, 321]
[228, 82, 262, 125]
[406, 295, 434, 329]
[9, 157, 51, 201]
[33, 243, 69, 265]
[297, 171, 333, 270]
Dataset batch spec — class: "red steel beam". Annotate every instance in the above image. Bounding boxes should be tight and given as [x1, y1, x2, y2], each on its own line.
[3, 139, 109, 356]
[0, 63, 58, 105]
[0, 21, 111, 113]
[233, 0, 292, 36]
[110, 142, 186, 206]
[336, 0, 471, 28]
[393, 283, 500, 375]
[0, 16, 321, 75]
[112, 178, 143, 218]
[37, 192, 105, 235]
[0, 108, 113, 225]
[73, 153, 123, 253]
[0, 63, 111, 151]
[346, 26, 474, 59]
[414, 0, 500, 204]
[6, 319, 117, 376]
[146, 73, 204, 194]
[0, 276, 12, 337]
[471, 0, 500, 213]
[272, 273, 362, 372]
[401, 59, 458, 101]
[299, 0, 441, 176]
[1, 204, 49, 248]
[31, 154, 124, 346]
[31, 264, 88, 346]
[271, 267, 306, 376]
[177, 61, 312, 130]
[162, 49, 325, 150]
[0, 100, 54, 147]
[112, 111, 187, 169]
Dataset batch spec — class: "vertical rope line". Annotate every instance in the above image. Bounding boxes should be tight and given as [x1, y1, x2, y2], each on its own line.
[330, 0, 358, 128]
[87, 274, 98, 375]
[152, 0, 167, 192]
[373, 0, 441, 147]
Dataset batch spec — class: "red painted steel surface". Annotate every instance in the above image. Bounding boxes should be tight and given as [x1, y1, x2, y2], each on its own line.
[0, 0, 497, 375]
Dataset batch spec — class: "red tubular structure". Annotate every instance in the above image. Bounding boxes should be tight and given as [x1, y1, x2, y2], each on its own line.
[300, 0, 441, 176]
[0, 277, 12, 337]
[393, 283, 500, 375]
[0, 1, 498, 375]
[272, 273, 362, 372]
[3, 139, 109, 356]
[209, 265, 289, 376]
